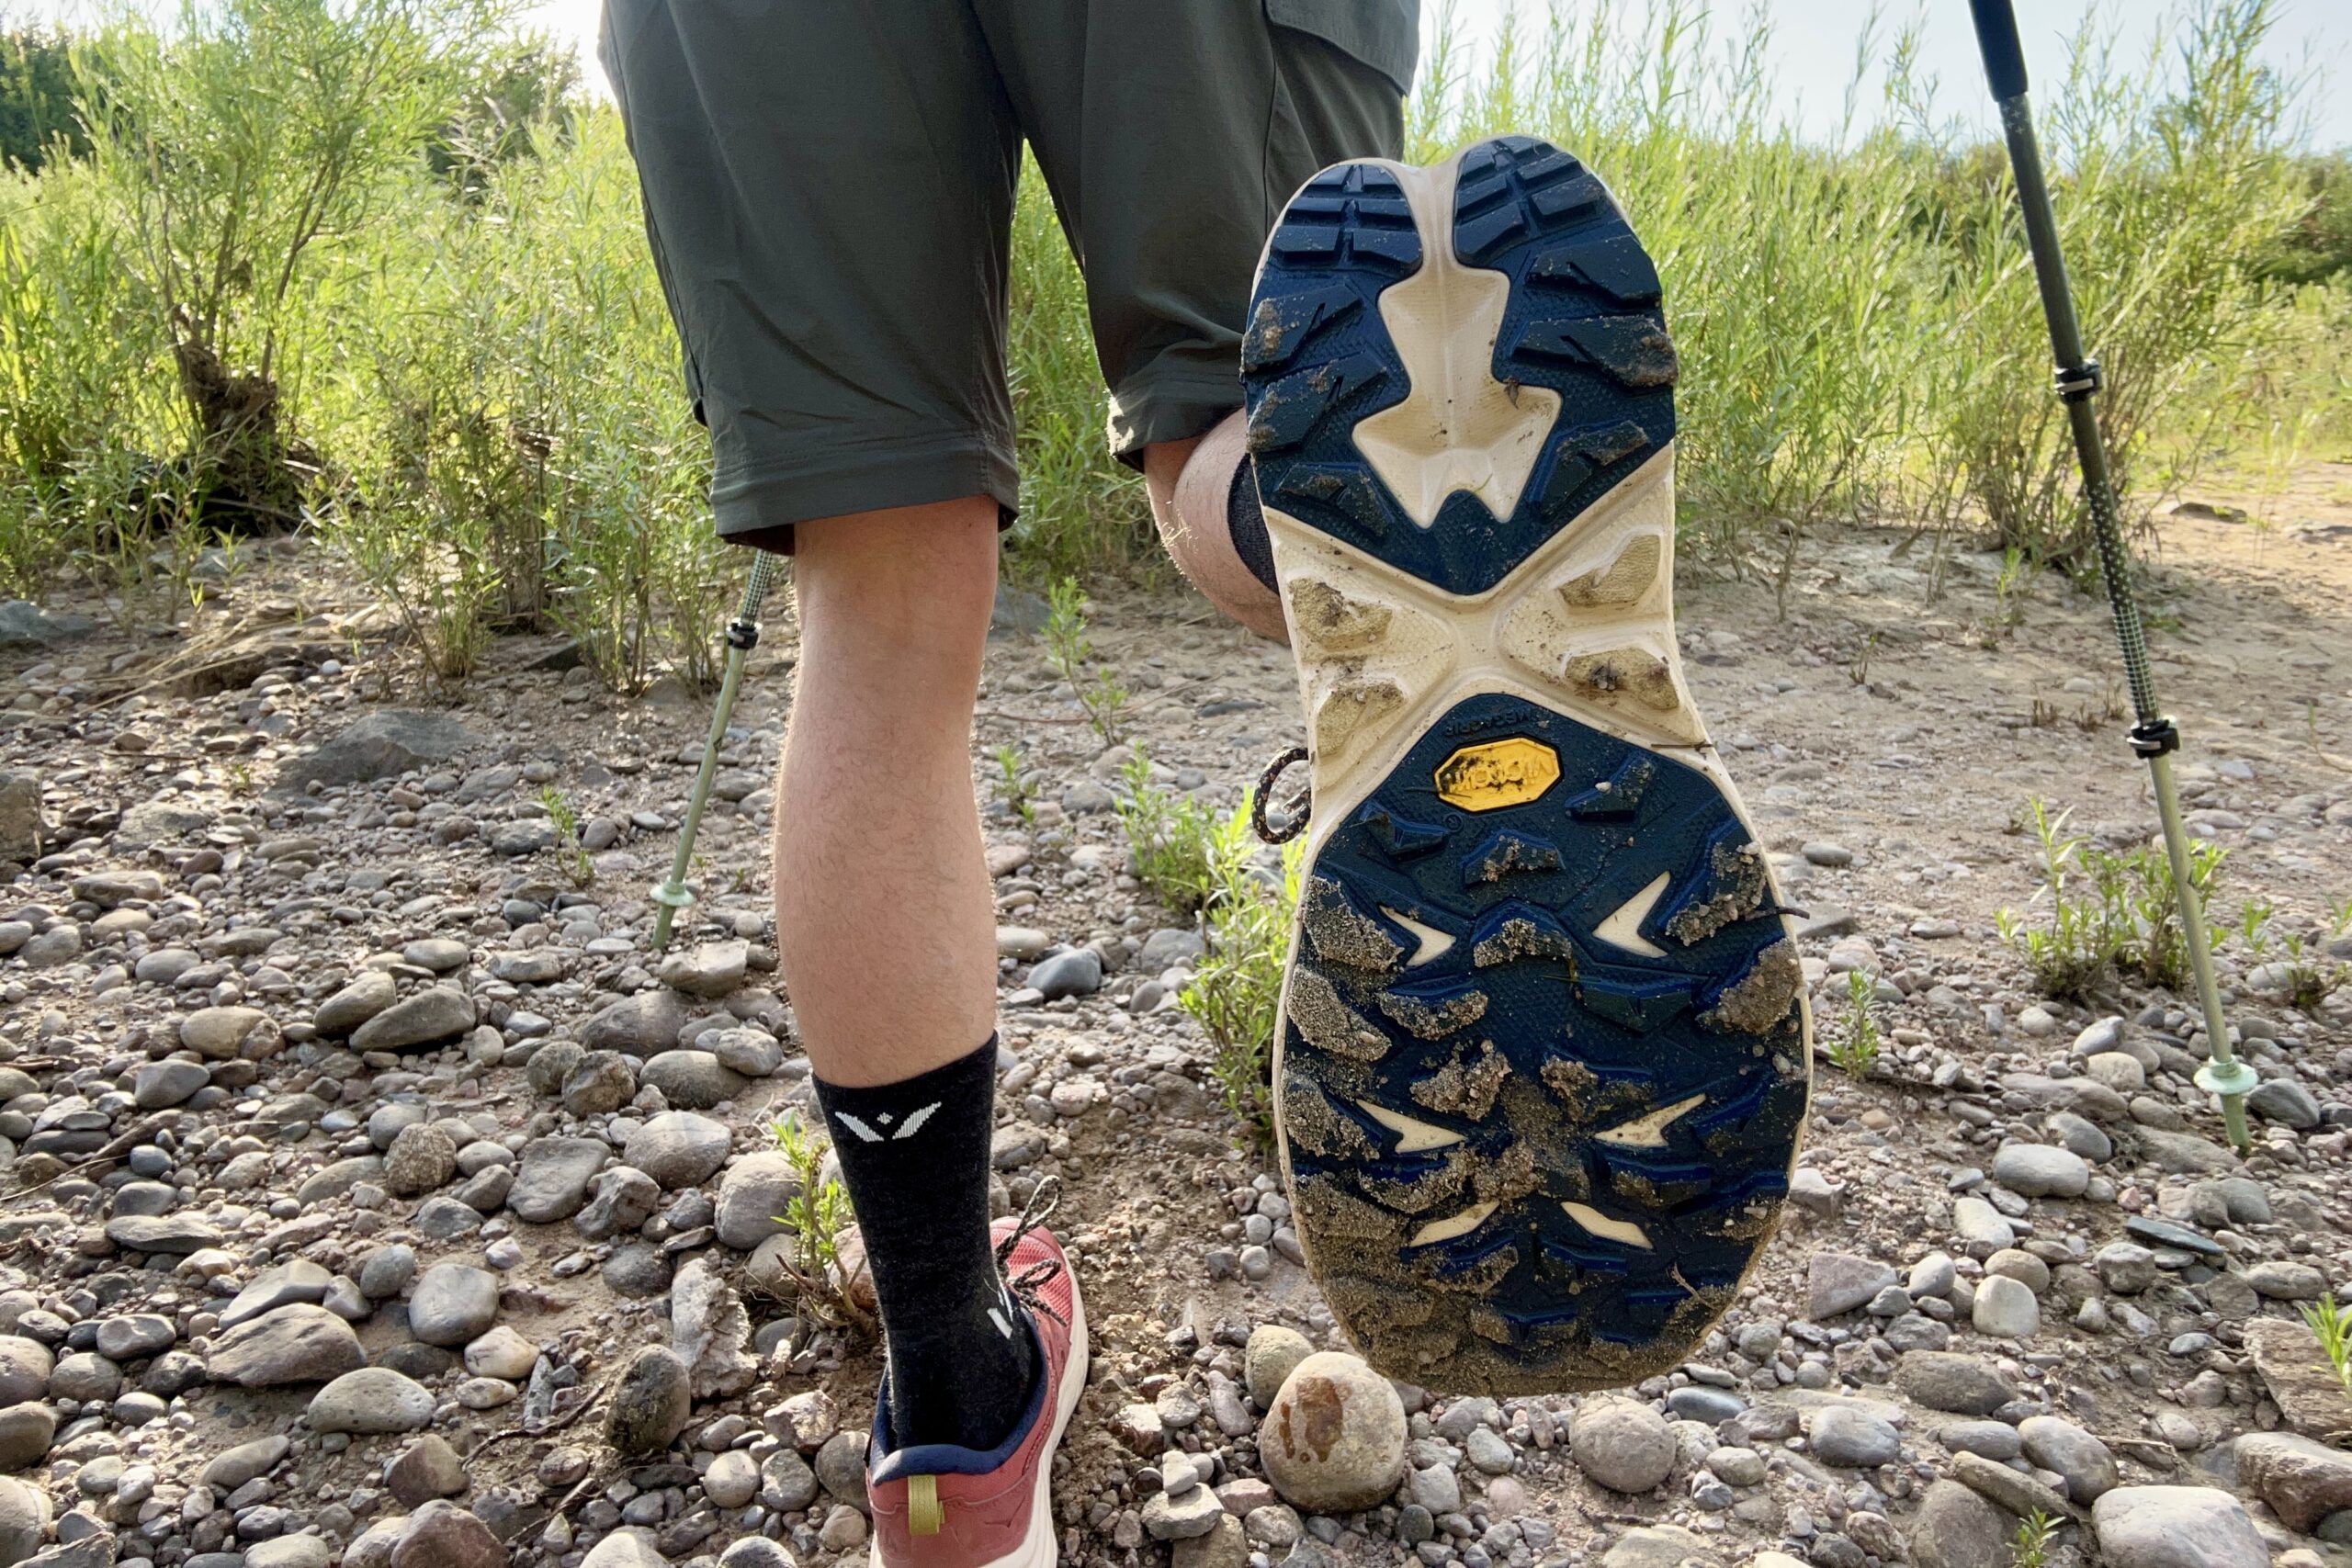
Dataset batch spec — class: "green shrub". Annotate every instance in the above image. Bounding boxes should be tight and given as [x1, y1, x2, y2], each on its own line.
[1114, 747, 1219, 915]
[1997, 797, 2227, 1003]
[1181, 807, 1304, 1139]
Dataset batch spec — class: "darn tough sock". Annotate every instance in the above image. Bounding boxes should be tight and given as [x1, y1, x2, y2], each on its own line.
[814, 1037, 1035, 1450]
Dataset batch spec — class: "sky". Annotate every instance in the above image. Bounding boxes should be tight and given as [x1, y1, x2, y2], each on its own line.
[527, 0, 2350, 150]
[5, 0, 2346, 150]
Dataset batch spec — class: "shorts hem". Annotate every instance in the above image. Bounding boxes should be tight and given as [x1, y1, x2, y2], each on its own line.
[713, 438, 1021, 555]
[1106, 370, 1246, 468]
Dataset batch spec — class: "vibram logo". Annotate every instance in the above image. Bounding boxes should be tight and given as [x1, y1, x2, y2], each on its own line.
[1434, 738, 1560, 811]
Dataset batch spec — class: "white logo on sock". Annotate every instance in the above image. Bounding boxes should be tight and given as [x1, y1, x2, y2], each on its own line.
[894, 1103, 940, 1140]
[833, 1112, 885, 1144]
[989, 1306, 1014, 1338]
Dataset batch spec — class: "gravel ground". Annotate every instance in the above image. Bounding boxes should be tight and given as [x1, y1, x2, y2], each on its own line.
[0, 470, 2346, 1568]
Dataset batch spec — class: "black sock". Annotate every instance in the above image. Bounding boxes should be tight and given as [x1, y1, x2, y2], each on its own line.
[1227, 460, 1278, 592]
[814, 1038, 1035, 1450]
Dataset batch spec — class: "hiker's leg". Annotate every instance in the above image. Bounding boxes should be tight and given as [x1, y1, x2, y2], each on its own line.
[605, 0, 1045, 1459]
[773, 502, 1000, 1084]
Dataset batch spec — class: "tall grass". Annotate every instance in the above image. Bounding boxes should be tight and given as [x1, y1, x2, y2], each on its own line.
[0, 0, 2337, 685]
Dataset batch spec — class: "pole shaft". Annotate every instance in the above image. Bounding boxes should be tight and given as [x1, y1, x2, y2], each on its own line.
[1974, 38, 2253, 1148]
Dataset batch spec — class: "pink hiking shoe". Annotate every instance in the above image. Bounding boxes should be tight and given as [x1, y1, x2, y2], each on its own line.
[864, 1201, 1087, 1568]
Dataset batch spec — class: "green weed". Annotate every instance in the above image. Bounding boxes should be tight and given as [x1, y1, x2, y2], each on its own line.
[1826, 969, 1882, 1077]
[767, 1111, 866, 1331]
[1997, 798, 2225, 1003]
[1180, 805, 1304, 1140]
[989, 744, 1037, 828]
[1042, 576, 1128, 745]
[1114, 746, 1218, 915]
[2011, 1507, 2061, 1568]
[2238, 895, 2351, 1014]
[535, 784, 594, 888]
[2301, 1292, 2352, 1398]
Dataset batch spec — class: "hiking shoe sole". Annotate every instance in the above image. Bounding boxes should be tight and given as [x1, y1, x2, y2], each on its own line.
[1244, 136, 1812, 1395]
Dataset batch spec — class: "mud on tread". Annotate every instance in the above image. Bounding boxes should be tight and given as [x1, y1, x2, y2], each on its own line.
[1242, 136, 1679, 599]
[1279, 693, 1807, 1394]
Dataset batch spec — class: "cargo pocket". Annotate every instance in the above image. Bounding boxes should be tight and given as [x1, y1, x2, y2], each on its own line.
[1263, 0, 1419, 96]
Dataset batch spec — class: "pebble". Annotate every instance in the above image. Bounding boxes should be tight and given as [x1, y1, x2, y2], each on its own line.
[309, 1367, 435, 1434]
[1808, 1406, 1900, 1467]
[1569, 1398, 1676, 1493]
[2091, 1485, 2267, 1568]
[1989, 1142, 2090, 1199]
[1807, 1252, 1897, 1319]
[1970, 1274, 2040, 1338]
[605, 1347, 694, 1455]
[1908, 1479, 2011, 1568]
[1256, 1352, 1406, 1513]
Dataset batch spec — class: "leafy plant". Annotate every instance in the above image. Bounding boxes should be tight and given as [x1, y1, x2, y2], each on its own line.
[1997, 798, 2225, 1003]
[535, 784, 593, 887]
[989, 743, 1037, 828]
[767, 1111, 866, 1331]
[2239, 895, 2352, 1014]
[2301, 1292, 2352, 1397]
[1826, 969, 1882, 1077]
[1041, 576, 1127, 744]
[2012, 1507, 2061, 1568]
[1180, 805, 1304, 1139]
[1114, 746, 1218, 914]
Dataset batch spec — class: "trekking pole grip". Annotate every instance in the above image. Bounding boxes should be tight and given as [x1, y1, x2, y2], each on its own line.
[1969, 0, 2030, 100]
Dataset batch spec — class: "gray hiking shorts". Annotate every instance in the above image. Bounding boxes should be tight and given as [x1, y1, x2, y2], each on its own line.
[599, 0, 1413, 552]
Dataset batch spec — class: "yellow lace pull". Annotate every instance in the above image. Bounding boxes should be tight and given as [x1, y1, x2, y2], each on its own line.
[909, 1473, 944, 1537]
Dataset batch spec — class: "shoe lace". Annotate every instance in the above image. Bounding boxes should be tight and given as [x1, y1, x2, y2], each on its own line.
[993, 1176, 1069, 1329]
[1252, 746, 1312, 844]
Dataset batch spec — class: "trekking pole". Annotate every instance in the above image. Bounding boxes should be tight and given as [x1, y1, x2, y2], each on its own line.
[650, 551, 781, 953]
[1968, 0, 2255, 1152]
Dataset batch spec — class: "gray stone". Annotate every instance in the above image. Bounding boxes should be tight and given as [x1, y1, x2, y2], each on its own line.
[2247, 1077, 2320, 1128]
[708, 1028, 786, 1077]
[1908, 1479, 2010, 1568]
[1029, 948, 1103, 1000]
[2091, 1486, 2265, 1568]
[507, 1137, 607, 1223]
[0, 1476, 45, 1565]
[132, 1059, 209, 1110]
[1894, 1352, 2014, 1416]
[560, 1052, 637, 1117]
[180, 1006, 278, 1059]
[387, 1500, 503, 1568]
[1990, 1143, 2089, 1199]
[46, 1350, 119, 1403]
[581, 990, 692, 1056]
[2245, 1259, 2327, 1301]
[0, 1347, 46, 1410]
[93, 1314, 174, 1360]
[1600, 1525, 1710, 1568]
[1809, 1406, 1900, 1467]
[703, 1449, 760, 1509]
[1569, 1398, 1676, 1493]
[624, 1111, 730, 1190]
[385, 1435, 468, 1506]
[574, 1166, 662, 1243]
[606, 1347, 693, 1455]
[1244, 1325, 1315, 1407]
[277, 710, 480, 792]
[2093, 1242, 2157, 1294]
[1937, 1420, 2021, 1461]
[199, 1436, 288, 1489]
[352, 987, 476, 1053]
[670, 1256, 755, 1399]
[384, 1123, 458, 1197]
[760, 1450, 820, 1512]
[0, 1404, 53, 1469]
[1808, 1252, 1898, 1319]
[640, 1050, 748, 1111]
[1972, 1275, 2040, 1338]
[2234, 1431, 2352, 1532]
[409, 1264, 499, 1347]
[718, 1540, 796, 1568]
[205, 1304, 366, 1387]
[0, 775, 44, 863]
[309, 1367, 435, 1434]
[297, 1155, 385, 1205]
[1257, 1352, 1407, 1513]
[580, 1532, 665, 1568]
[1665, 1386, 1744, 1426]
[714, 1152, 800, 1250]
[315, 972, 400, 1034]
[660, 941, 748, 999]
[2018, 1416, 2117, 1501]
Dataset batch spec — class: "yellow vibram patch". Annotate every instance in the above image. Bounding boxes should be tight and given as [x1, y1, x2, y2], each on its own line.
[909, 1473, 943, 1537]
[1435, 737, 1560, 811]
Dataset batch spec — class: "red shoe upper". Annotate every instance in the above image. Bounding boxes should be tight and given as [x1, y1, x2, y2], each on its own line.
[864, 1216, 1084, 1568]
